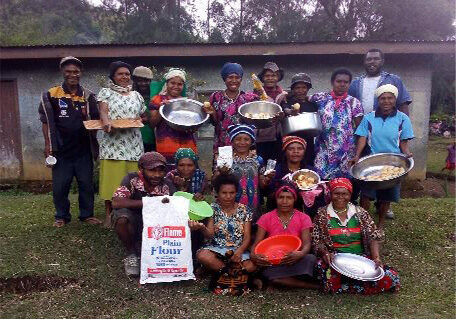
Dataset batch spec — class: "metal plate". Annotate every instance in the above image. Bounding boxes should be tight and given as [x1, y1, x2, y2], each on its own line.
[159, 98, 209, 132]
[291, 169, 320, 191]
[238, 101, 282, 128]
[350, 153, 414, 190]
[281, 112, 322, 137]
[330, 253, 384, 281]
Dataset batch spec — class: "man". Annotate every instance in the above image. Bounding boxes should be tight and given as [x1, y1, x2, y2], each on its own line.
[132, 66, 155, 152]
[349, 48, 412, 115]
[38, 56, 101, 227]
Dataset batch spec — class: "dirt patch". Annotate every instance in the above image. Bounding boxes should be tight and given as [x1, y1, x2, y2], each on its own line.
[0, 275, 79, 294]
[0, 180, 52, 194]
[402, 177, 455, 198]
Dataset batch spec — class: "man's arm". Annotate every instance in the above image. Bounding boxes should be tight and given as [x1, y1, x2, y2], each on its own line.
[111, 197, 143, 210]
[398, 103, 410, 116]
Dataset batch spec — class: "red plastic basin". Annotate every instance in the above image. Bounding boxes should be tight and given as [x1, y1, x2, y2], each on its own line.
[254, 234, 302, 265]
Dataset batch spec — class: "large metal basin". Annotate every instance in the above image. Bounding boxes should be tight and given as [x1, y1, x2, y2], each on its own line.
[281, 112, 322, 137]
[159, 98, 209, 132]
[350, 153, 414, 190]
[238, 101, 282, 129]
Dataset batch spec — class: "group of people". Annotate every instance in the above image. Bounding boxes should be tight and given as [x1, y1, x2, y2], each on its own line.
[39, 48, 414, 294]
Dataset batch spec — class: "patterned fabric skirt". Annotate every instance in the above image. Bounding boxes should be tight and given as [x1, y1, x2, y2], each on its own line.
[315, 258, 400, 294]
[99, 159, 138, 200]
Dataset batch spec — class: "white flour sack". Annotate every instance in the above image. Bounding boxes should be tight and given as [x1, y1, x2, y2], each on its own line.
[140, 196, 195, 284]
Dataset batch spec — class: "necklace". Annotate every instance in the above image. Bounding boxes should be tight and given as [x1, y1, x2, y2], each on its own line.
[278, 210, 295, 229]
[334, 207, 348, 214]
[224, 90, 240, 102]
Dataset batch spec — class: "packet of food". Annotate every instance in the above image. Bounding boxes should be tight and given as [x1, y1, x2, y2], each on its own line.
[216, 146, 233, 169]
[264, 159, 276, 175]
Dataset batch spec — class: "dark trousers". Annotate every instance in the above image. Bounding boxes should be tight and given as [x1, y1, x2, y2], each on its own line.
[52, 152, 94, 222]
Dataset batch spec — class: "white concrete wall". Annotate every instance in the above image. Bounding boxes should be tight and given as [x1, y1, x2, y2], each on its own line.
[1, 54, 432, 180]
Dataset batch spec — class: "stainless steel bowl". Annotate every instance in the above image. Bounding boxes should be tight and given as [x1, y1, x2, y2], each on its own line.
[330, 253, 385, 281]
[159, 98, 209, 132]
[281, 112, 322, 137]
[238, 101, 282, 129]
[291, 169, 321, 191]
[350, 153, 414, 190]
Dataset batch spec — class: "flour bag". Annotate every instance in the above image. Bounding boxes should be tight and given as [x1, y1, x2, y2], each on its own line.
[140, 196, 195, 284]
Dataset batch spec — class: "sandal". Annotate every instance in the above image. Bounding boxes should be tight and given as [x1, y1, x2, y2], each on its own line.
[53, 219, 66, 228]
[82, 216, 102, 225]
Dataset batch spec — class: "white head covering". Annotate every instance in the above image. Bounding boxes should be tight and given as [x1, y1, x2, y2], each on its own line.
[159, 68, 187, 95]
[375, 84, 398, 99]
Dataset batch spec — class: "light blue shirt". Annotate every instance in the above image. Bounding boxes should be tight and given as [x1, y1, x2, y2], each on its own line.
[355, 110, 414, 154]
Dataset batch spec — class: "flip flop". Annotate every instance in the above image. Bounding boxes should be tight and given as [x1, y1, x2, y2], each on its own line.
[53, 219, 66, 228]
[82, 217, 102, 225]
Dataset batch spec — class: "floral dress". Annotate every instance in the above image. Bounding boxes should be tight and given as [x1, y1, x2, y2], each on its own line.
[202, 203, 252, 260]
[209, 91, 258, 152]
[97, 88, 145, 161]
[232, 154, 264, 223]
[310, 92, 363, 179]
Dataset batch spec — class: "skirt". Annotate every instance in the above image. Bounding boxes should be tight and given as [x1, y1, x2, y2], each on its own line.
[262, 254, 316, 280]
[315, 258, 400, 294]
[202, 246, 250, 261]
[99, 159, 138, 200]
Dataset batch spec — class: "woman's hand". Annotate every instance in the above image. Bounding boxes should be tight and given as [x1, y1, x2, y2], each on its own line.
[202, 102, 215, 115]
[372, 257, 383, 269]
[102, 121, 112, 133]
[349, 155, 360, 167]
[322, 251, 334, 266]
[172, 175, 186, 188]
[192, 193, 204, 202]
[281, 251, 303, 265]
[263, 170, 275, 186]
[230, 250, 243, 263]
[404, 151, 413, 158]
[188, 220, 205, 232]
[251, 253, 271, 267]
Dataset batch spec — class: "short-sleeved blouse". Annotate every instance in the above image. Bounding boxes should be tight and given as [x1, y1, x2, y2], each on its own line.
[256, 209, 312, 237]
[310, 92, 364, 179]
[209, 90, 258, 152]
[208, 203, 253, 248]
[97, 88, 146, 161]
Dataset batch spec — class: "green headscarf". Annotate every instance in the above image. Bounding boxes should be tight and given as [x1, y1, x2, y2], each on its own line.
[174, 148, 198, 164]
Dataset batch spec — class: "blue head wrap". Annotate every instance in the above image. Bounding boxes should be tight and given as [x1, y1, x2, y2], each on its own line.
[220, 63, 244, 81]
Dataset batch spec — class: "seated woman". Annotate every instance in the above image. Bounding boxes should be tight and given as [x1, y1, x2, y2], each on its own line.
[165, 148, 209, 200]
[149, 68, 198, 165]
[352, 84, 414, 228]
[213, 124, 270, 223]
[196, 174, 256, 276]
[251, 181, 318, 289]
[312, 178, 400, 294]
[265, 136, 328, 219]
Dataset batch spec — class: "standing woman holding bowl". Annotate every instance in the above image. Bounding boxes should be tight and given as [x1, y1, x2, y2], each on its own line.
[309, 68, 364, 180]
[98, 61, 147, 225]
[203, 63, 258, 160]
[149, 68, 198, 165]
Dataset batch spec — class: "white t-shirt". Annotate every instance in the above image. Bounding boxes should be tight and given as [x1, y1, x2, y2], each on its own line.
[361, 76, 381, 114]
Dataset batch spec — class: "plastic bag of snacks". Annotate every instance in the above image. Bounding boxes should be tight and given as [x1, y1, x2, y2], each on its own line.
[217, 146, 233, 169]
[140, 196, 195, 284]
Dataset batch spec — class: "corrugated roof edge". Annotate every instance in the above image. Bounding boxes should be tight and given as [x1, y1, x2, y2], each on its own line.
[1, 39, 454, 49]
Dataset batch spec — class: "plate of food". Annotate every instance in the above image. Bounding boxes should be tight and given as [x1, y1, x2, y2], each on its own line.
[238, 101, 282, 129]
[291, 169, 321, 191]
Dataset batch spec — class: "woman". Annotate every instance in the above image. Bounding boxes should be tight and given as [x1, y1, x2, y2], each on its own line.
[213, 124, 270, 223]
[251, 182, 318, 289]
[165, 148, 209, 200]
[266, 136, 328, 218]
[196, 174, 256, 275]
[255, 62, 287, 162]
[98, 61, 147, 225]
[203, 63, 258, 156]
[312, 178, 400, 294]
[352, 84, 414, 228]
[280, 73, 318, 165]
[309, 68, 364, 180]
[149, 68, 197, 164]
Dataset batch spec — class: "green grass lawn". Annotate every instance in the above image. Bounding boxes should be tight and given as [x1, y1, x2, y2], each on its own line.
[0, 194, 455, 319]
[427, 136, 455, 177]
